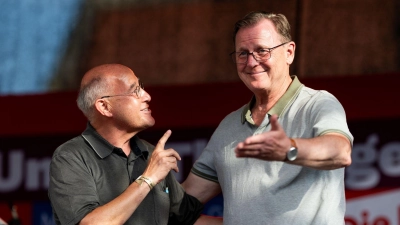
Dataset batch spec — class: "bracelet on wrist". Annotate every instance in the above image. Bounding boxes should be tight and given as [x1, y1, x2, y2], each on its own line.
[135, 175, 155, 190]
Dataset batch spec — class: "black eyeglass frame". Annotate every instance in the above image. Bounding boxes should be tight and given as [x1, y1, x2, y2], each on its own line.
[230, 41, 290, 64]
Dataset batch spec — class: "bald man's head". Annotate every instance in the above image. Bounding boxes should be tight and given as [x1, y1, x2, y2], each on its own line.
[77, 64, 135, 120]
[80, 64, 133, 89]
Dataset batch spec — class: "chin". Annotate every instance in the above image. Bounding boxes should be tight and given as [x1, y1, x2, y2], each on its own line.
[250, 78, 271, 88]
[146, 118, 156, 127]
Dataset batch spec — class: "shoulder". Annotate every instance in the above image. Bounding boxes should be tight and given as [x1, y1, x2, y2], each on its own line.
[208, 104, 246, 139]
[218, 104, 247, 126]
[289, 86, 347, 122]
[206, 104, 247, 146]
[50, 136, 95, 173]
[301, 85, 339, 99]
[53, 135, 86, 157]
[297, 86, 342, 107]
[51, 135, 98, 167]
[301, 86, 335, 98]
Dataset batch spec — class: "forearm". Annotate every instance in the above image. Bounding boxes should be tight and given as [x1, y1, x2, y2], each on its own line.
[80, 181, 150, 225]
[194, 215, 223, 225]
[182, 173, 221, 204]
[290, 133, 352, 170]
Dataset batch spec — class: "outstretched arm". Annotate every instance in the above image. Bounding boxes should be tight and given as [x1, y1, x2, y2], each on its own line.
[235, 115, 352, 170]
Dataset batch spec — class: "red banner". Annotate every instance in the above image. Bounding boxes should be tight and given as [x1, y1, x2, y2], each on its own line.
[1, 74, 400, 224]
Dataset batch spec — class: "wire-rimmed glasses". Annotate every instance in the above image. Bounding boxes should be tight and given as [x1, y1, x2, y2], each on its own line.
[100, 80, 144, 99]
[230, 42, 289, 64]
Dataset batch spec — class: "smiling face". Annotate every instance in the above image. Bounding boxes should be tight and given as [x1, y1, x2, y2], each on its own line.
[106, 72, 155, 132]
[234, 19, 295, 96]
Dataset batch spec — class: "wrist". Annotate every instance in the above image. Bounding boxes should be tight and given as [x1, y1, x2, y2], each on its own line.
[135, 175, 155, 190]
[285, 138, 298, 161]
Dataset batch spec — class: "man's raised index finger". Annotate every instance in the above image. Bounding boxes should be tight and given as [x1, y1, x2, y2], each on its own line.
[156, 129, 172, 148]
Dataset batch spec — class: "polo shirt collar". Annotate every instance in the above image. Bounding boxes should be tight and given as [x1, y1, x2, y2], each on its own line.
[241, 75, 303, 124]
[81, 123, 149, 159]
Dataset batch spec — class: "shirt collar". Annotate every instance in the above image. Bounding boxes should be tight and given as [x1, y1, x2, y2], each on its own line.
[81, 123, 149, 159]
[241, 75, 303, 124]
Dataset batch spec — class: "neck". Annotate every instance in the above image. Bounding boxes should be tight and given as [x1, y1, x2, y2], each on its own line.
[256, 75, 290, 109]
[251, 75, 291, 125]
[92, 121, 137, 156]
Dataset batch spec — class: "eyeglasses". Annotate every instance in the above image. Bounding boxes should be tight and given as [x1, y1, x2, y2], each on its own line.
[230, 42, 289, 64]
[100, 80, 144, 99]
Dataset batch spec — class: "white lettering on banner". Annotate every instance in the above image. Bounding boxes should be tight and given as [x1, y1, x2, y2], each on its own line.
[345, 134, 400, 190]
[379, 141, 400, 176]
[0, 150, 24, 191]
[26, 158, 51, 191]
[345, 188, 400, 225]
[345, 211, 391, 225]
[0, 139, 207, 193]
[0, 150, 50, 192]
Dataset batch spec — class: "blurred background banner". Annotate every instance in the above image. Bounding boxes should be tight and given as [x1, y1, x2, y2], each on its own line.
[0, 0, 400, 224]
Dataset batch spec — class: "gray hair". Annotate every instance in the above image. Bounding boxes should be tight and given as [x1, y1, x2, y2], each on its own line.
[76, 77, 110, 121]
[233, 11, 292, 44]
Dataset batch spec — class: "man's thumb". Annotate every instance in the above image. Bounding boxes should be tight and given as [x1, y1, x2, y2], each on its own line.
[270, 114, 281, 131]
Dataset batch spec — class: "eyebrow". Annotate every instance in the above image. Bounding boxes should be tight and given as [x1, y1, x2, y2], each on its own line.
[236, 45, 267, 52]
[127, 80, 139, 92]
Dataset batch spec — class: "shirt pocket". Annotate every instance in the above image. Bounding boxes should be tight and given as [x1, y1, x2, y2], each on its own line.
[153, 180, 170, 224]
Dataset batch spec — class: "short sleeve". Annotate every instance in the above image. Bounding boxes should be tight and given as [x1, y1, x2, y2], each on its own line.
[191, 108, 245, 183]
[191, 127, 223, 183]
[310, 91, 353, 144]
[48, 150, 98, 225]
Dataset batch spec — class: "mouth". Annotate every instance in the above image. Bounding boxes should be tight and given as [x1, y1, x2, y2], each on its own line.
[141, 107, 151, 112]
[247, 70, 266, 75]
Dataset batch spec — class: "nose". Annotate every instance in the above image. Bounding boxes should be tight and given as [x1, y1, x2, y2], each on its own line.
[142, 89, 151, 102]
[246, 53, 260, 66]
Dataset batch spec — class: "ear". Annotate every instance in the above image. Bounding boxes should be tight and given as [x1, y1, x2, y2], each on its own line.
[94, 99, 113, 117]
[286, 41, 296, 65]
